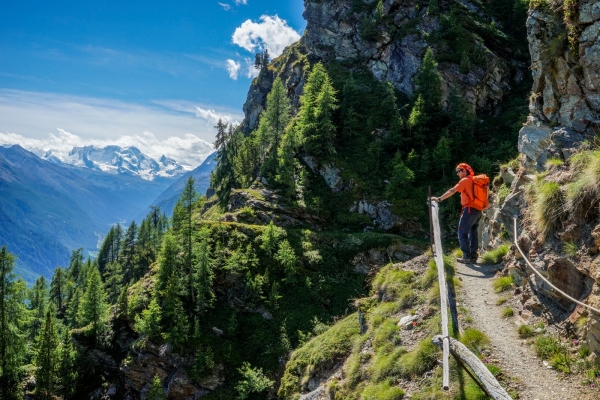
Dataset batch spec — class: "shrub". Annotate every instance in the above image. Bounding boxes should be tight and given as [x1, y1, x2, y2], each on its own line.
[235, 362, 274, 399]
[480, 244, 509, 264]
[502, 307, 514, 317]
[361, 379, 404, 400]
[526, 179, 565, 238]
[493, 275, 513, 293]
[518, 324, 534, 338]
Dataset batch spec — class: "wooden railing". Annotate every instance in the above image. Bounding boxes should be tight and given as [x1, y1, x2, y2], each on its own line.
[429, 200, 512, 399]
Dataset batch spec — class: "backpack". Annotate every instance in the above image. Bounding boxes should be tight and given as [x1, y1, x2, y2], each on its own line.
[468, 174, 490, 210]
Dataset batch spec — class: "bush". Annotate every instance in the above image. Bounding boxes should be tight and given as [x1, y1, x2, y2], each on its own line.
[493, 275, 513, 293]
[502, 307, 514, 317]
[526, 179, 565, 238]
[518, 324, 534, 338]
[235, 362, 274, 399]
[480, 244, 509, 264]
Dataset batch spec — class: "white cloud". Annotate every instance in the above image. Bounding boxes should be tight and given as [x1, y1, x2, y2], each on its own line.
[195, 107, 239, 126]
[218, 2, 231, 11]
[226, 59, 241, 80]
[232, 15, 301, 57]
[235, 0, 247, 4]
[0, 90, 243, 168]
[244, 58, 260, 79]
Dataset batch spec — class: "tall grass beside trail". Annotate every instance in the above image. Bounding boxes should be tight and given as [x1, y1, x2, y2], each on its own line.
[525, 178, 566, 238]
[480, 243, 509, 264]
[565, 150, 600, 218]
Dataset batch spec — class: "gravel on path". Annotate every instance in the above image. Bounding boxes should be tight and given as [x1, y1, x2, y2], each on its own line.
[455, 261, 596, 400]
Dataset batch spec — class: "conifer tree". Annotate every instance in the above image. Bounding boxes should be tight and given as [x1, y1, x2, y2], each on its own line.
[276, 120, 302, 196]
[414, 47, 442, 117]
[65, 288, 81, 328]
[193, 233, 214, 315]
[135, 297, 162, 339]
[117, 283, 129, 319]
[77, 266, 109, 346]
[260, 221, 281, 257]
[120, 220, 138, 282]
[97, 225, 123, 273]
[0, 246, 26, 400]
[134, 218, 154, 280]
[212, 122, 240, 207]
[385, 152, 415, 200]
[68, 248, 84, 282]
[173, 177, 197, 304]
[50, 267, 66, 314]
[155, 233, 178, 296]
[35, 307, 59, 400]
[57, 329, 77, 399]
[29, 275, 49, 340]
[433, 134, 452, 177]
[256, 78, 292, 177]
[340, 72, 361, 140]
[104, 261, 123, 304]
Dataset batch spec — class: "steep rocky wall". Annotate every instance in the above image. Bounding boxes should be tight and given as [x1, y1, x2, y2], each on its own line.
[520, 0, 600, 169]
[242, 0, 525, 134]
[486, 1, 600, 364]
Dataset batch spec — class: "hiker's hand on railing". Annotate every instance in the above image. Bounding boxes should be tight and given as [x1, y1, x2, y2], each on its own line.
[431, 197, 440, 203]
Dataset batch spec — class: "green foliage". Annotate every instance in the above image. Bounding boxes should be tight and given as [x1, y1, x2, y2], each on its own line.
[564, 150, 600, 219]
[480, 244, 509, 264]
[518, 324, 534, 338]
[534, 335, 572, 373]
[148, 375, 167, 400]
[502, 307, 514, 317]
[260, 221, 283, 257]
[493, 275, 513, 293]
[135, 297, 162, 339]
[459, 328, 489, 353]
[563, 241, 578, 257]
[497, 184, 511, 204]
[77, 266, 109, 345]
[235, 362, 274, 400]
[34, 308, 60, 400]
[525, 178, 565, 238]
[396, 339, 439, 378]
[360, 379, 404, 399]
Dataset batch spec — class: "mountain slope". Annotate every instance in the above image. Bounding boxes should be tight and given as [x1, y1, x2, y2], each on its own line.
[147, 151, 216, 216]
[0, 145, 176, 280]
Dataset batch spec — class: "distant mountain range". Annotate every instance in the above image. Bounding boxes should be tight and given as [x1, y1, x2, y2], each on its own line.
[41, 145, 188, 180]
[0, 144, 216, 282]
[147, 151, 216, 218]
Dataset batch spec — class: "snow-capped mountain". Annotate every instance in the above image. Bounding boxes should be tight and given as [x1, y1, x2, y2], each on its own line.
[42, 145, 188, 180]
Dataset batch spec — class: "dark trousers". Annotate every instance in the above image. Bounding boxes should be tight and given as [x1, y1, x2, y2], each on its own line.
[458, 208, 482, 259]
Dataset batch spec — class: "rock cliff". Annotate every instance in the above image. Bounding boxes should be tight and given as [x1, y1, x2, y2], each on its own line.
[242, 0, 527, 135]
[486, 0, 600, 364]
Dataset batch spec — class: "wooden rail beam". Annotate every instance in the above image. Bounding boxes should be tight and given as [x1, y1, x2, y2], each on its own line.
[432, 335, 512, 400]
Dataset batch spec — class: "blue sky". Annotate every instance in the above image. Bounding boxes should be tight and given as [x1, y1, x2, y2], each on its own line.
[0, 0, 305, 166]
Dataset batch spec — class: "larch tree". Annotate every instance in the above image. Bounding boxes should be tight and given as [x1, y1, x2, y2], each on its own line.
[0, 246, 27, 400]
[50, 267, 66, 314]
[77, 266, 109, 346]
[173, 177, 197, 305]
[120, 220, 138, 283]
[34, 307, 59, 400]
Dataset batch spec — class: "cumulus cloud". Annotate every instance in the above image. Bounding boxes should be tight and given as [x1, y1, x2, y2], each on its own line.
[244, 58, 260, 79]
[0, 90, 243, 168]
[226, 59, 241, 80]
[232, 15, 301, 57]
[218, 2, 231, 10]
[195, 107, 239, 126]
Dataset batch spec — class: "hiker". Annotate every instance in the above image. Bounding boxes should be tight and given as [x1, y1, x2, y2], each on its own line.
[431, 163, 486, 264]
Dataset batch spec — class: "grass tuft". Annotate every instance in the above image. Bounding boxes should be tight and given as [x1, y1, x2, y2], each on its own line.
[495, 296, 507, 305]
[518, 324, 534, 338]
[493, 275, 513, 293]
[564, 149, 600, 218]
[525, 179, 566, 238]
[502, 307, 514, 317]
[460, 328, 489, 353]
[480, 243, 510, 264]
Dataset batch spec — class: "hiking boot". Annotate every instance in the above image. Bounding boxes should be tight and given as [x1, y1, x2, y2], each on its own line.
[455, 257, 471, 264]
[469, 257, 478, 264]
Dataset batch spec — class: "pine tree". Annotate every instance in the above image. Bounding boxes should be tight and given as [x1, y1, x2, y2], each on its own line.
[275, 240, 298, 280]
[134, 217, 154, 280]
[57, 329, 77, 399]
[104, 261, 123, 304]
[117, 283, 129, 319]
[120, 220, 138, 283]
[134, 297, 162, 339]
[313, 75, 339, 156]
[65, 287, 81, 328]
[414, 47, 442, 117]
[50, 267, 66, 314]
[212, 123, 240, 207]
[29, 275, 49, 340]
[77, 267, 109, 346]
[256, 78, 292, 176]
[68, 248, 84, 282]
[97, 224, 123, 273]
[35, 307, 59, 400]
[155, 233, 178, 296]
[433, 134, 452, 177]
[260, 221, 281, 257]
[0, 246, 27, 400]
[173, 177, 197, 304]
[193, 232, 214, 315]
[213, 119, 229, 152]
[276, 120, 302, 196]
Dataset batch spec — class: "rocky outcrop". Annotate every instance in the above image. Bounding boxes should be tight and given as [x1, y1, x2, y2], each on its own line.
[520, 1, 600, 169]
[241, 0, 525, 135]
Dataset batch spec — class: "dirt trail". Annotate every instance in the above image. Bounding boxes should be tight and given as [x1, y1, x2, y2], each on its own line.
[455, 261, 596, 400]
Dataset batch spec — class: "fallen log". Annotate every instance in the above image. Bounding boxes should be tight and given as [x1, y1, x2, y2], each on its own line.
[432, 335, 512, 400]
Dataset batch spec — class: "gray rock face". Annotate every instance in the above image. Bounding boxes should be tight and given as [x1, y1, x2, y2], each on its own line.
[240, 0, 523, 134]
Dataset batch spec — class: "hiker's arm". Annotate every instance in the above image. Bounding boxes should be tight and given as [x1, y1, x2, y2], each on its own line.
[432, 187, 457, 202]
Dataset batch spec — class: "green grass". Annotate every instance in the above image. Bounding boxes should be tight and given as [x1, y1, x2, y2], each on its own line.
[563, 241, 578, 257]
[480, 243, 510, 264]
[518, 324, 534, 338]
[495, 296, 507, 305]
[360, 379, 404, 400]
[526, 179, 566, 238]
[564, 149, 600, 218]
[497, 184, 511, 204]
[493, 275, 514, 293]
[545, 157, 564, 168]
[502, 307, 514, 317]
[396, 339, 439, 378]
[460, 328, 489, 354]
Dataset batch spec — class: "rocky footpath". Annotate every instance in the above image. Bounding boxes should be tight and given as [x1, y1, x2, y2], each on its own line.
[484, 0, 600, 364]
